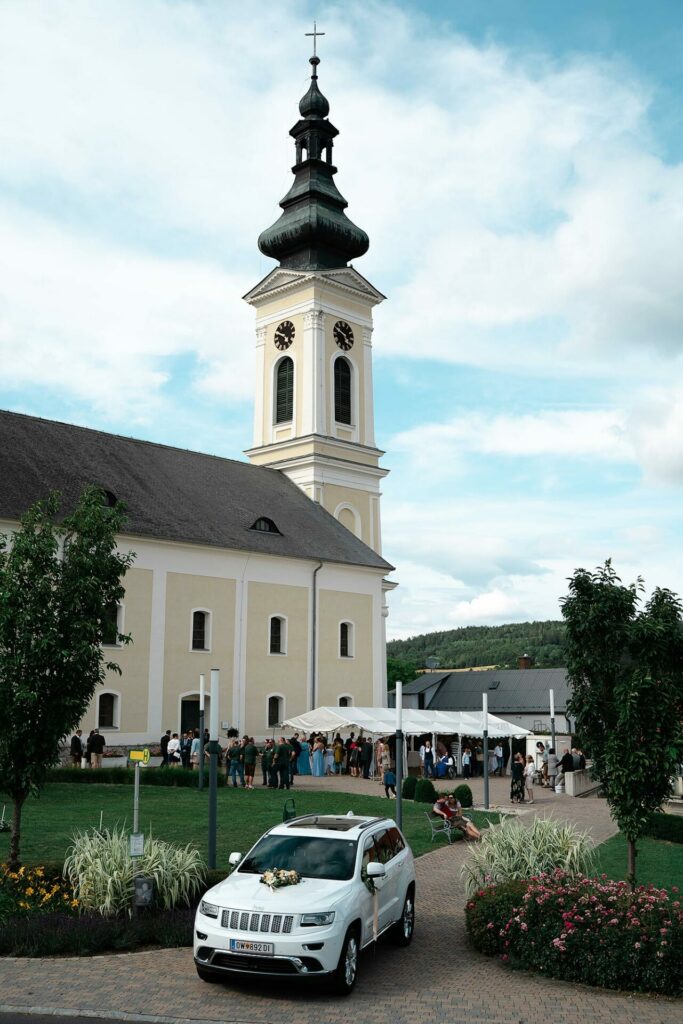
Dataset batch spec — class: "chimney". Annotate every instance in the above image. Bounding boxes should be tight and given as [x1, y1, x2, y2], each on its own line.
[518, 653, 533, 670]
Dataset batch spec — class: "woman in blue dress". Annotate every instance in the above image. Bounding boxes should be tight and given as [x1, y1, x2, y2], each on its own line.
[297, 739, 312, 775]
[312, 736, 325, 777]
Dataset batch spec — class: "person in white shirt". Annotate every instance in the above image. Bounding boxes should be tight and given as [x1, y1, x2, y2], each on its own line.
[524, 754, 535, 804]
[494, 743, 504, 776]
[167, 732, 181, 767]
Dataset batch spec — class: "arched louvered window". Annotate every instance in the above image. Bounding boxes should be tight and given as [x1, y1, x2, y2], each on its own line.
[334, 357, 352, 424]
[275, 357, 294, 423]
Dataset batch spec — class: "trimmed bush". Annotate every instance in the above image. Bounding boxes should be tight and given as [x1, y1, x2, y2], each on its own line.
[414, 778, 438, 804]
[402, 776, 417, 800]
[47, 766, 226, 787]
[453, 783, 473, 808]
[462, 817, 594, 898]
[646, 812, 683, 845]
[63, 826, 206, 916]
[466, 871, 683, 996]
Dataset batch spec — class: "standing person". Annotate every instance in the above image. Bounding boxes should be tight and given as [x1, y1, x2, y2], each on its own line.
[274, 736, 293, 789]
[228, 740, 245, 788]
[70, 729, 83, 768]
[462, 746, 471, 780]
[190, 729, 200, 769]
[345, 732, 355, 774]
[349, 739, 360, 778]
[167, 732, 181, 766]
[312, 735, 325, 777]
[84, 729, 94, 767]
[493, 742, 504, 776]
[524, 755, 535, 804]
[260, 739, 271, 786]
[360, 737, 373, 779]
[547, 747, 559, 790]
[333, 735, 344, 774]
[536, 741, 547, 785]
[289, 733, 302, 785]
[160, 729, 171, 767]
[380, 742, 395, 797]
[89, 728, 105, 769]
[297, 735, 311, 775]
[423, 739, 434, 779]
[180, 732, 192, 770]
[510, 753, 525, 803]
[243, 737, 258, 790]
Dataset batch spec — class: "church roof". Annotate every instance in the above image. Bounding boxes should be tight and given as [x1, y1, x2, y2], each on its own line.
[402, 668, 570, 713]
[0, 410, 393, 572]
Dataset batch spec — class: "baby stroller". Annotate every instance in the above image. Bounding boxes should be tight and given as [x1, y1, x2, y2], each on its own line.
[434, 755, 456, 780]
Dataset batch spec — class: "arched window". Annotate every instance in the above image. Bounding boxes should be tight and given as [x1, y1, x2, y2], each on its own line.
[191, 610, 210, 651]
[275, 357, 294, 423]
[339, 621, 354, 658]
[269, 615, 287, 655]
[268, 695, 284, 728]
[334, 357, 352, 424]
[102, 603, 123, 646]
[98, 692, 119, 729]
[338, 695, 353, 708]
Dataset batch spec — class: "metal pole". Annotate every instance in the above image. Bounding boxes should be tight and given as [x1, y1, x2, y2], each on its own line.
[395, 681, 403, 832]
[208, 669, 220, 870]
[549, 688, 556, 755]
[198, 673, 205, 791]
[482, 692, 489, 811]
[133, 762, 140, 833]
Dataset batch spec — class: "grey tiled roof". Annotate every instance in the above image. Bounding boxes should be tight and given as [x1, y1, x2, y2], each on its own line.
[405, 668, 570, 713]
[0, 410, 393, 571]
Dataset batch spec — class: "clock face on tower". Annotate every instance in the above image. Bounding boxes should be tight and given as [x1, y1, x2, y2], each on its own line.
[333, 320, 354, 350]
[274, 320, 295, 350]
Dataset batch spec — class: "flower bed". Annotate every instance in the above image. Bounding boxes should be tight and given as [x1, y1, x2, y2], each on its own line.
[0, 864, 78, 920]
[466, 871, 683, 995]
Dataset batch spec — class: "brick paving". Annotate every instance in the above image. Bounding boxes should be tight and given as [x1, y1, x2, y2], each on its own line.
[0, 775, 681, 1024]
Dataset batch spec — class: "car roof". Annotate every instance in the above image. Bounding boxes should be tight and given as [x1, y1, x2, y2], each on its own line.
[272, 814, 393, 836]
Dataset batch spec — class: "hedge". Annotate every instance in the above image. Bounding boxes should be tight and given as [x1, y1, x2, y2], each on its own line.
[46, 766, 227, 787]
[646, 812, 683, 845]
[414, 778, 438, 804]
[453, 783, 473, 808]
[401, 776, 417, 800]
[466, 871, 683, 996]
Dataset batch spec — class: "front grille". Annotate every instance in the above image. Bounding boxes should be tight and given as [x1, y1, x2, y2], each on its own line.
[221, 908, 294, 934]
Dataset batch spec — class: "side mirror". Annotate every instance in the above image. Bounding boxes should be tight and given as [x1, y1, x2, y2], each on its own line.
[229, 851, 242, 866]
[366, 862, 386, 879]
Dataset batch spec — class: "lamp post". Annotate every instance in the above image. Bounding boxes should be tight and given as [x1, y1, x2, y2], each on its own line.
[208, 669, 220, 869]
[549, 688, 556, 754]
[482, 691, 489, 811]
[395, 681, 403, 831]
[198, 673, 205, 791]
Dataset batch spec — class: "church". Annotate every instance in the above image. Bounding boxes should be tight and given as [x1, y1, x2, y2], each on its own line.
[0, 48, 395, 745]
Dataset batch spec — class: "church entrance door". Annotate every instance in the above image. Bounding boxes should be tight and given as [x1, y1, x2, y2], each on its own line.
[181, 698, 200, 735]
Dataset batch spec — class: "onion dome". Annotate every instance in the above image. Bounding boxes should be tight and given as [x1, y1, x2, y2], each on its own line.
[258, 55, 369, 271]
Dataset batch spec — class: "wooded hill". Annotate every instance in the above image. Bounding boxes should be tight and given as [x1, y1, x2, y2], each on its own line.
[387, 620, 566, 672]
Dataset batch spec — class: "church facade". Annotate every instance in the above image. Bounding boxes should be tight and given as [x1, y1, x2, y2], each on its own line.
[0, 49, 394, 745]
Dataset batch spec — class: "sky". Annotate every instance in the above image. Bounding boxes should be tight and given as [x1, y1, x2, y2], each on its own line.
[1, 0, 682, 641]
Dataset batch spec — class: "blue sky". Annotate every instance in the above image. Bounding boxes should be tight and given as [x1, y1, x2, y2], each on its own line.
[1, 0, 682, 639]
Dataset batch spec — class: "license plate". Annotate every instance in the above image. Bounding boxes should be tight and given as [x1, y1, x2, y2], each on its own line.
[230, 939, 274, 955]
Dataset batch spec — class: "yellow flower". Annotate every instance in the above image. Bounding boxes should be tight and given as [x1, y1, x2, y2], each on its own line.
[25, 886, 34, 896]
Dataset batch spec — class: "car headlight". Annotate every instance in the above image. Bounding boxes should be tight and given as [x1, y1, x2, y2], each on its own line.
[300, 912, 335, 927]
[199, 900, 219, 919]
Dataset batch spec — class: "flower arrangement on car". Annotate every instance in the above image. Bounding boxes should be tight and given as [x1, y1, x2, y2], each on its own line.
[259, 868, 301, 891]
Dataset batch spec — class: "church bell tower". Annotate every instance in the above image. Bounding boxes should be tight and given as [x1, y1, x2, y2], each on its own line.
[244, 44, 388, 555]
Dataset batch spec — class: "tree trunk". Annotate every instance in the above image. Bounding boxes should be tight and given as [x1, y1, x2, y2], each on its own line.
[9, 793, 26, 872]
[627, 837, 637, 889]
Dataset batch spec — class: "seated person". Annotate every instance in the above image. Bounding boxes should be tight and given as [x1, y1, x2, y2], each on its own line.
[432, 795, 481, 840]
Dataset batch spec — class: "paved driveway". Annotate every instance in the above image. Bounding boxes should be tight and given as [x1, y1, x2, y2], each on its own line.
[1, 779, 680, 1024]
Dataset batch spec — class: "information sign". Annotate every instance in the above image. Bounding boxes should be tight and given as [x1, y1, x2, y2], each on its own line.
[129, 832, 145, 858]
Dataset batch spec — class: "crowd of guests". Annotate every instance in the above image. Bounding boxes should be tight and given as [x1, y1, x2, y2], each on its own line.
[508, 743, 587, 804]
[69, 728, 106, 768]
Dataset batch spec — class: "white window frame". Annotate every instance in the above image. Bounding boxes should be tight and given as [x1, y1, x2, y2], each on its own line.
[102, 602, 124, 648]
[266, 692, 286, 730]
[337, 693, 354, 708]
[338, 620, 355, 659]
[268, 614, 288, 656]
[190, 608, 212, 653]
[97, 689, 121, 730]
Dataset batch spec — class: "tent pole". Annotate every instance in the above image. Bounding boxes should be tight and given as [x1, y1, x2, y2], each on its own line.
[395, 682, 403, 831]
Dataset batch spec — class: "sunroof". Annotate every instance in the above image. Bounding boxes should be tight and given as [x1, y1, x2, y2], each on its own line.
[287, 816, 366, 832]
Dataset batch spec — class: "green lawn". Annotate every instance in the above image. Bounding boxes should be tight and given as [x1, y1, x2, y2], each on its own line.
[1, 784, 499, 868]
[594, 833, 683, 890]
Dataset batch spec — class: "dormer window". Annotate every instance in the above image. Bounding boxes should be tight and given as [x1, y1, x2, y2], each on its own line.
[250, 517, 281, 534]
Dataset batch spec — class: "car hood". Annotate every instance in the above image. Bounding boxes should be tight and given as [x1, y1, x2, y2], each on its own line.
[203, 873, 349, 913]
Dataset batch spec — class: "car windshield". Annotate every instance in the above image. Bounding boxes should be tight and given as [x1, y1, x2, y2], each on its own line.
[239, 835, 358, 881]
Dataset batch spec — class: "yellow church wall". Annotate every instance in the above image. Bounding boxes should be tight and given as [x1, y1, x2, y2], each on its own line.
[316, 590, 374, 706]
[243, 580, 310, 734]
[321, 482, 373, 545]
[161, 572, 236, 732]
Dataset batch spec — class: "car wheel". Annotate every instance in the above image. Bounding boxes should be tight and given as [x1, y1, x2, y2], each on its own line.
[330, 926, 360, 995]
[390, 888, 415, 946]
[196, 964, 222, 983]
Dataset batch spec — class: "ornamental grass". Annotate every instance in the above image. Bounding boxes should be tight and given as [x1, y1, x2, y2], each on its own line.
[466, 870, 683, 995]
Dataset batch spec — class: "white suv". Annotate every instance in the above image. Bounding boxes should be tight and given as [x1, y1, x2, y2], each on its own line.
[194, 812, 416, 994]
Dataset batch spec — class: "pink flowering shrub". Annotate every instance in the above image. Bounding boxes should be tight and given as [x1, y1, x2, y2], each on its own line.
[465, 871, 682, 995]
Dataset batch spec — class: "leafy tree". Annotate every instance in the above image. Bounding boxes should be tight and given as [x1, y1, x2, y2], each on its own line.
[561, 561, 683, 884]
[386, 656, 419, 690]
[0, 489, 133, 868]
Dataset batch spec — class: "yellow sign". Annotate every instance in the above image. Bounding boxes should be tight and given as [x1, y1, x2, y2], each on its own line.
[129, 748, 150, 765]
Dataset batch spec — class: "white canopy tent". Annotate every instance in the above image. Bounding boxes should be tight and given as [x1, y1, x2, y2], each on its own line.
[282, 705, 531, 739]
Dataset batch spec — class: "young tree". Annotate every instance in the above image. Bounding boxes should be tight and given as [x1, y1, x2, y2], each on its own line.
[0, 488, 133, 868]
[561, 561, 683, 884]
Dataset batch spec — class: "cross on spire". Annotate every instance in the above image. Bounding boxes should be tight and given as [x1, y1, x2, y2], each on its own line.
[305, 20, 325, 58]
